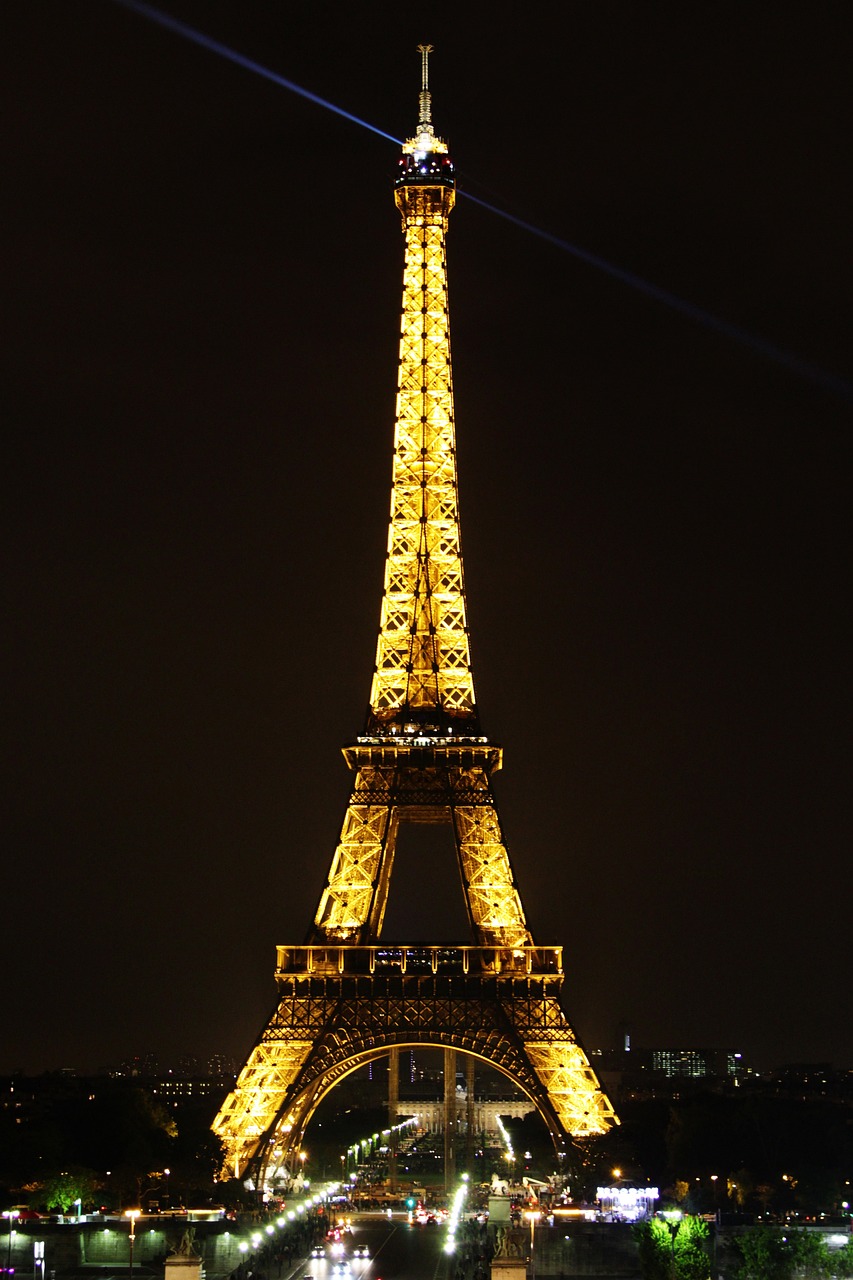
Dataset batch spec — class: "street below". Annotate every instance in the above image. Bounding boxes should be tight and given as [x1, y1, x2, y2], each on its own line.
[298, 1215, 457, 1280]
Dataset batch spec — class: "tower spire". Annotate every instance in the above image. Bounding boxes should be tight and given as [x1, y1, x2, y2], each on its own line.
[417, 42, 433, 130]
[369, 46, 463, 731]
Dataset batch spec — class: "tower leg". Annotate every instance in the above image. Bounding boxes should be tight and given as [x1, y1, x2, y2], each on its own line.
[444, 1047, 456, 1193]
[388, 1047, 399, 1195]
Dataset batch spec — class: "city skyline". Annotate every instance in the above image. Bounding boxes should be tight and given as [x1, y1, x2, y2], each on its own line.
[3, 4, 850, 1077]
[11, 1034, 845, 1085]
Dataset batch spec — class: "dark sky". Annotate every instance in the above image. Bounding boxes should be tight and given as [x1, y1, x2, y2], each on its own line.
[4, 2, 851, 1078]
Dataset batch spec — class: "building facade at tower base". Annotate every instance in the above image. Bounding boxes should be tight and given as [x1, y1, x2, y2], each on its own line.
[394, 1097, 532, 1135]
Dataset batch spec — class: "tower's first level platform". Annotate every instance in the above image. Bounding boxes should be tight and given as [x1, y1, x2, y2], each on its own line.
[275, 943, 563, 983]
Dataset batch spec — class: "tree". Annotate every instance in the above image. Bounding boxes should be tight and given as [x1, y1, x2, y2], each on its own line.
[635, 1219, 673, 1280]
[728, 1170, 754, 1210]
[674, 1217, 712, 1280]
[833, 1239, 853, 1279]
[635, 1217, 711, 1280]
[41, 1168, 99, 1213]
[734, 1225, 833, 1280]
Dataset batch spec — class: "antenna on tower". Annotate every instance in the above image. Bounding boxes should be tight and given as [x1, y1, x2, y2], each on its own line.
[417, 43, 434, 128]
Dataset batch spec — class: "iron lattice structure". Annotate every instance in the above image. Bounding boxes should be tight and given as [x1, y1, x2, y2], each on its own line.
[213, 48, 617, 1184]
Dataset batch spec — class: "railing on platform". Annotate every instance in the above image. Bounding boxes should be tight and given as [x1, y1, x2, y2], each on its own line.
[274, 944, 563, 979]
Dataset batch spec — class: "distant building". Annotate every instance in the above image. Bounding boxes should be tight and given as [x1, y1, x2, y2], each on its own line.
[119, 1052, 162, 1078]
[114, 1052, 236, 1081]
[391, 1098, 531, 1135]
[589, 1045, 751, 1102]
[650, 1048, 745, 1079]
[763, 1062, 850, 1099]
[151, 1075, 230, 1102]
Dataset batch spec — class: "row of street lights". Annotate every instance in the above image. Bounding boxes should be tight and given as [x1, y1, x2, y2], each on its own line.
[123, 1193, 329, 1279]
[344, 1117, 419, 1173]
[2, 1212, 50, 1280]
[234, 1194, 331, 1271]
[4, 1185, 334, 1280]
[3, 1209, 20, 1274]
[3, 1211, 53, 1280]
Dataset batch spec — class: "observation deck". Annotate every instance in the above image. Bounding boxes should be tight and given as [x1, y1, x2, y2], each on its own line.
[275, 943, 563, 981]
[395, 149, 455, 190]
[344, 732, 502, 772]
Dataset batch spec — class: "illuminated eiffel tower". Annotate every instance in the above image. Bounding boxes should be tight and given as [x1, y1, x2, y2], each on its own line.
[213, 47, 617, 1185]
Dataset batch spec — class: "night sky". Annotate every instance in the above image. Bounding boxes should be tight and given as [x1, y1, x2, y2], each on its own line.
[4, 2, 851, 1078]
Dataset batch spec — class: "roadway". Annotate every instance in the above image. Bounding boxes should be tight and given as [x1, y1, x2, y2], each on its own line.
[300, 1215, 456, 1280]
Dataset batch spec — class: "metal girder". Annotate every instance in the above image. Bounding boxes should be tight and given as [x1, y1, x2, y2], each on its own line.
[369, 179, 474, 725]
[214, 967, 617, 1181]
[211, 1033, 314, 1181]
[309, 754, 531, 948]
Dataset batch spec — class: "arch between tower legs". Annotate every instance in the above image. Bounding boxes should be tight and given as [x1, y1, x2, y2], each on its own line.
[215, 977, 616, 1187]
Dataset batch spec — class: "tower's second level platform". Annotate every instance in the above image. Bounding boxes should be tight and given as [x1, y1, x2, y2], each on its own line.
[343, 734, 502, 773]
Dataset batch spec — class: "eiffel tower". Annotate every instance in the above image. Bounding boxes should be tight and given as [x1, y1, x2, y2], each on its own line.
[212, 47, 617, 1185]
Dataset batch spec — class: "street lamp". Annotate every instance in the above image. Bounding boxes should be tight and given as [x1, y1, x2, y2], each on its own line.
[524, 1210, 541, 1280]
[124, 1210, 141, 1280]
[3, 1210, 20, 1274]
